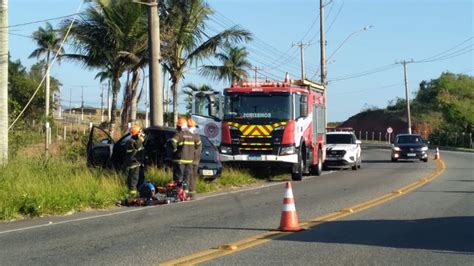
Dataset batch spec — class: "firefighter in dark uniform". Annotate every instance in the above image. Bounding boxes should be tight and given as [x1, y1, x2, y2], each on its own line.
[125, 125, 145, 196]
[171, 117, 201, 193]
[187, 118, 201, 199]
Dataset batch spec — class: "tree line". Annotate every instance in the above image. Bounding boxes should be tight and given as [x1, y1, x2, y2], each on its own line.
[387, 72, 473, 139]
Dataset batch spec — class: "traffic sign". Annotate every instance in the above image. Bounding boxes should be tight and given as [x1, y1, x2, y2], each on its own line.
[387, 127, 393, 134]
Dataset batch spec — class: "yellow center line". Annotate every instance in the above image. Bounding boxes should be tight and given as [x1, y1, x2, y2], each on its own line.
[159, 159, 446, 265]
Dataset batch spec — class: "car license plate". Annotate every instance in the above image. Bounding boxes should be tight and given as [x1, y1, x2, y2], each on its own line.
[407, 153, 416, 157]
[202, 169, 214, 176]
[248, 155, 261, 160]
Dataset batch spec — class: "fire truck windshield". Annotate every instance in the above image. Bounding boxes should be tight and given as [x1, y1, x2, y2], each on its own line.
[224, 92, 292, 120]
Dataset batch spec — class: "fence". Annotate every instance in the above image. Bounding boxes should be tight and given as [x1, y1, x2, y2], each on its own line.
[353, 130, 473, 149]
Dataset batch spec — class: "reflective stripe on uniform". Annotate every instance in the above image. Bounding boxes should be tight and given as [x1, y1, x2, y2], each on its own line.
[173, 159, 194, 164]
[127, 164, 140, 169]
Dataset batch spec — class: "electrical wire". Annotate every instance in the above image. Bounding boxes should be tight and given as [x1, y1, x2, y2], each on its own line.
[210, 10, 317, 74]
[414, 37, 473, 63]
[9, 1, 85, 130]
[328, 64, 398, 83]
[2, 13, 84, 29]
[331, 83, 404, 96]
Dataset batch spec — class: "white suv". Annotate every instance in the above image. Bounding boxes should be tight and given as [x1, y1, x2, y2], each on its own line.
[324, 131, 362, 170]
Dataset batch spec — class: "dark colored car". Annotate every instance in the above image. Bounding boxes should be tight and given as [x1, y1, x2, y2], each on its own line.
[87, 126, 222, 180]
[391, 134, 429, 162]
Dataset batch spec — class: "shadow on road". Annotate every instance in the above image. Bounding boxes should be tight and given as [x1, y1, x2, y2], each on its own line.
[277, 216, 474, 253]
[417, 190, 474, 194]
[171, 226, 273, 231]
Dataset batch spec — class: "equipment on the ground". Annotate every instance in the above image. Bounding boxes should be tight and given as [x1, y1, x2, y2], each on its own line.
[121, 180, 190, 207]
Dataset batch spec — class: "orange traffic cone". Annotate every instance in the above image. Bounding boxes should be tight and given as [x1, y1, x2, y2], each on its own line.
[434, 147, 440, 160]
[278, 182, 302, 232]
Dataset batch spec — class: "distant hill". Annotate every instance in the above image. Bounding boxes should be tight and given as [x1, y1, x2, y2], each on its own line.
[340, 109, 433, 140]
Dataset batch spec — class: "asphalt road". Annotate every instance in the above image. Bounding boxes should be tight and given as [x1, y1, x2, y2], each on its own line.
[0, 148, 472, 265]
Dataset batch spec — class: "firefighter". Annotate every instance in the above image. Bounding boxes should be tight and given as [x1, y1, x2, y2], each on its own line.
[187, 118, 202, 199]
[170, 117, 199, 193]
[125, 125, 145, 196]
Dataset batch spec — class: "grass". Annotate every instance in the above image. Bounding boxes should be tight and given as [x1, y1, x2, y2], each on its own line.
[139, 166, 263, 194]
[0, 157, 126, 221]
[0, 155, 285, 221]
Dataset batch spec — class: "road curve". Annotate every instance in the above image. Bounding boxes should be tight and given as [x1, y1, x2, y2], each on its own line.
[0, 148, 472, 265]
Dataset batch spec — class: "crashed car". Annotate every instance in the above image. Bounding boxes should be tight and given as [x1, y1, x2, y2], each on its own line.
[391, 134, 429, 162]
[324, 131, 362, 170]
[87, 126, 222, 180]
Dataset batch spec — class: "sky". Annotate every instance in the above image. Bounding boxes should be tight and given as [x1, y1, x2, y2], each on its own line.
[7, 0, 474, 122]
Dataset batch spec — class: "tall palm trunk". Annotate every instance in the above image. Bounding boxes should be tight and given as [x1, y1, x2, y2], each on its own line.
[129, 69, 141, 123]
[109, 75, 120, 137]
[171, 75, 180, 127]
[0, 0, 8, 165]
[120, 71, 131, 132]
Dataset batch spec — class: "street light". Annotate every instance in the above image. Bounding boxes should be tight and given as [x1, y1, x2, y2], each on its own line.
[327, 25, 373, 63]
[313, 26, 373, 79]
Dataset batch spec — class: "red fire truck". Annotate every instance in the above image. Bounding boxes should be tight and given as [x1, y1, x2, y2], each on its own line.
[191, 77, 326, 181]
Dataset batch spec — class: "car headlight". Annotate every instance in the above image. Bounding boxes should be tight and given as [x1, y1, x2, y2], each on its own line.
[220, 146, 232, 154]
[274, 126, 285, 130]
[393, 147, 401, 151]
[421, 146, 428, 151]
[280, 145, 296, 155]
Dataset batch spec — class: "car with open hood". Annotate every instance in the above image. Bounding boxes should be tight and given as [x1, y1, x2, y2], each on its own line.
[86, 126, 222, 180]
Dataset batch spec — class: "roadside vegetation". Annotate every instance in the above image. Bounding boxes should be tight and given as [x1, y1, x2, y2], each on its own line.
[1, 131, 286, 221]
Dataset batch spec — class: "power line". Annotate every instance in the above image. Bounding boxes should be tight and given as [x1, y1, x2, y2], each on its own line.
[328, 63, 398, 83]
[414, 37, 473, 63]
[210, 10, 316, 74]
[1, 13, 83, 29]
[331, 83, 404, 96]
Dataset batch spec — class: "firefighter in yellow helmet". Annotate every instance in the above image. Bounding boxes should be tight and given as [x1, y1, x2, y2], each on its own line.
[187, 118, 201, 199]
[125, 125, 145, 196]
[170, 117, 201, 195]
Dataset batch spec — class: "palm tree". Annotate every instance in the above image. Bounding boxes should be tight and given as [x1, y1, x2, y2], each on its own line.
[160, 0, 252, 125]
[182, 83, 213, 114]
[63, 0, 148, 135]
[199, 43, 251, 84]
[29, 22, 64, 119]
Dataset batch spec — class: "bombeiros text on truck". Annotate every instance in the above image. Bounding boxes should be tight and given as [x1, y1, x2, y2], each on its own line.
[191, 74, 326, 181]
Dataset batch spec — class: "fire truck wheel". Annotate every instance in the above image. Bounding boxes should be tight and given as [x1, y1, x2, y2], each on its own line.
[291, 151, 304, 181]
[310, 150, 323, 176]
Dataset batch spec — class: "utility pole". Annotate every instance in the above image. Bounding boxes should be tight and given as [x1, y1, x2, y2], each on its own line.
[107, 80, 111, 122]
[320, 0, 327, 86]
[397, 59, 414, 134]
[100, 84, 104, 123]
[320, 0, 328, 131]
[81, 86, 84, 121]
[0, 0, 8, 165]
[57, 92, 62, 119]
[134, 0, 163, 126]
[251, 66, 263, 83]
[69, 88, 72, 115]
[293, 41, 311, 80]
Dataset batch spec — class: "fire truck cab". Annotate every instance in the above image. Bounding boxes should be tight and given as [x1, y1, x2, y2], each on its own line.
[192, 78, 326, 181]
